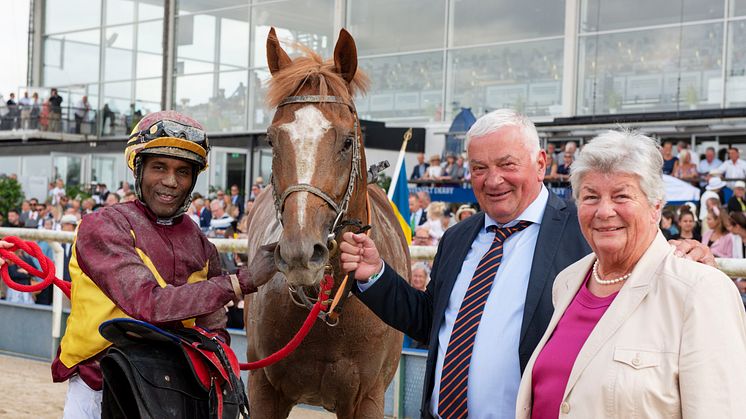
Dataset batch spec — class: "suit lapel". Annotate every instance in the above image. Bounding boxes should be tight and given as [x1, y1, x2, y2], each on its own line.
[562, 233, 670, 399]
[520, 192, 568, 344]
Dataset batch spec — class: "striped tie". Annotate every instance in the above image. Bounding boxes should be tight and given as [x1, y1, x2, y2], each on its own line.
[438, 220, 532, 418]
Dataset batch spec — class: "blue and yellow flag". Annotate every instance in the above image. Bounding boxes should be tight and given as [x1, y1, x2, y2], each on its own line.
[387, 128, 413, 244]
[389, 160, 411, 243]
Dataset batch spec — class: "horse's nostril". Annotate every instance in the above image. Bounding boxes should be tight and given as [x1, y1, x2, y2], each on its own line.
[310, 243, 328, 266]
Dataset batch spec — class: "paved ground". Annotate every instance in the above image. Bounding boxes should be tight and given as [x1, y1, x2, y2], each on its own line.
[0, 353, 334, 418]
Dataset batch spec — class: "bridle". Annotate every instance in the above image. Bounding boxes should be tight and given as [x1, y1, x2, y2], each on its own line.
[269, 94, 366, 325]
[270, 95, 362, 246]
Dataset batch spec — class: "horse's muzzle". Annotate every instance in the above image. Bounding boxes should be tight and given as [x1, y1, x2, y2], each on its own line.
[275, 238, 329, 286]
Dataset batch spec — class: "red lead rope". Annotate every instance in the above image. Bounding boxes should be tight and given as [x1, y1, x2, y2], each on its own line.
[239, 274, 334, 370]
[0, 236, 71, 299]
[0, 236, 331, 371]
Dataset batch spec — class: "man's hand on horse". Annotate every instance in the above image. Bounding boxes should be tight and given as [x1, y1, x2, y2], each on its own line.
[668, 238, 717, 268]
[238, 242, 279, 293]
[340, 232, 383, 281]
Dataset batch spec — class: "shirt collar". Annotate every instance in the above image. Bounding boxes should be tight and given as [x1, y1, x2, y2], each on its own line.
[484, 184, 548, 231]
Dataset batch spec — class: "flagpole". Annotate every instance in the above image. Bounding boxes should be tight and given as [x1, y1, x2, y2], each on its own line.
[387, 128, 413, 200]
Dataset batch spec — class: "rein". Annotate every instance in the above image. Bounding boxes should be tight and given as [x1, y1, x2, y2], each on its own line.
[0, 236, 71, 299]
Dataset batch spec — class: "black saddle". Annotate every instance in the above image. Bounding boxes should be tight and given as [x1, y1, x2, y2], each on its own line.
[99, 318, 248, 419]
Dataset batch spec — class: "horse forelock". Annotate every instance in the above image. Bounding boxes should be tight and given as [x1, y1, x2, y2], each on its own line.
[266, 47, 369, 109]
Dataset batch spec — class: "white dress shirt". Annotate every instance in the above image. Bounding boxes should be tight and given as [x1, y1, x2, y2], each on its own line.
[718, 158, 746, 187]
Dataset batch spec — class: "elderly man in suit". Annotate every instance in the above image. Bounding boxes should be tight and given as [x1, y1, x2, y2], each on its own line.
[341, 109, 590, 418]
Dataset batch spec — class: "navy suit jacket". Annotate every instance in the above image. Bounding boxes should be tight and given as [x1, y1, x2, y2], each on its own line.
[411, 163, 430, 180]
[353, 190, 591, 418]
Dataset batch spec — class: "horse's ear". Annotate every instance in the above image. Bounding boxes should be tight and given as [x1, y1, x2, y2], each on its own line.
[267, 27, 292, 76]
[333, 28, 358, 83]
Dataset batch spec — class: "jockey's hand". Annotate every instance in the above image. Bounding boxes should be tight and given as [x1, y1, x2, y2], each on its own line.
[669, 238, 717, 268]
[238, 242, 278, 293]
[340, 232, 383, 281]
[0, 240, 12, 268]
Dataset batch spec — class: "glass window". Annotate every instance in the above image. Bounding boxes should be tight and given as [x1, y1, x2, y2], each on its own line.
[218, 71, 249, 131]
[176, 13, 217, 75]
[21, 156, 53, 187]
[105, 25, 135, 81]
[250, 0, 335, 68]
[43, 30, 101, 86]
[138, 20, 163, 54]
[91, 155, 117, 188]
[103, 81, 133, 134]
[733, 0, 746, 16]
[580, 0, 724, 33]
[106, 0, 135, 26]
[452, 0, 564, 47]
[174, 73, 215, 127]
[139, 0, 164, 20]
[577, 23, 723, 115]
[726, 21, 746, 107]
[45, 0, 101, 34]
[448, 39, 564, 118]
[347, 0, 445, 55]
[0, 156, 20, 177]
[52, 155, 83, 187]
[358, 52, 444, 121]
[135, 78, 163, 113]
[218, 7, 249, 70]
[137, 20, 164, 78]
[177, 0, 245, 15]
[250, 69, 272, 130]
[174, 71, 247, 132]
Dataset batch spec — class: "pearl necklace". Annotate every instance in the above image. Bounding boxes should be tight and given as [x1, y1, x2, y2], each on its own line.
[592, 260, 632, 285]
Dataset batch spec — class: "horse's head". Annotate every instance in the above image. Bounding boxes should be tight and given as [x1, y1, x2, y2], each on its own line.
[265, 28, 369, 287]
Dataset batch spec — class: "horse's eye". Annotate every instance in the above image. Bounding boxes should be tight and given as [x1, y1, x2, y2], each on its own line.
[343, 137, 354, 151]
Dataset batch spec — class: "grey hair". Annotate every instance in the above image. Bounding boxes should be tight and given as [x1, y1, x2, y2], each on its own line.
[570, 129, 665, 206]
[411, 262, 431, 276]
[466, 109, 540, 158]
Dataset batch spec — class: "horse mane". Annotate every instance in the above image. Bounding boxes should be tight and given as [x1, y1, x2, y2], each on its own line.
[266, 44, 369, 109]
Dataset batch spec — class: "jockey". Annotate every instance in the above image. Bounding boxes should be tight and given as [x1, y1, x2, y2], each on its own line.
[50, 111, 276, 419]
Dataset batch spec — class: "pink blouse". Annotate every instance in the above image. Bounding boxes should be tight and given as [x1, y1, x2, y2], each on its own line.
[701, 230, 734, 258]
[530, 272, 618, 419]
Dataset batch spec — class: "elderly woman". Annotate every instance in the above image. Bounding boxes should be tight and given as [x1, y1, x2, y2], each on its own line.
[410, 262, 430, 291]
[516, 130, 746, 418]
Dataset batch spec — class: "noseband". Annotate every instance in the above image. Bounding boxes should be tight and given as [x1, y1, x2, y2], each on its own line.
[270, 95, 362, 241]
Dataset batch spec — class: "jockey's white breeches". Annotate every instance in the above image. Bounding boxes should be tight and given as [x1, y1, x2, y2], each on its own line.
[63, 375, 102, 419]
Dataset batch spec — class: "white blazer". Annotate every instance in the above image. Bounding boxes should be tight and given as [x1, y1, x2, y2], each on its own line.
[516, 233, 746, 418]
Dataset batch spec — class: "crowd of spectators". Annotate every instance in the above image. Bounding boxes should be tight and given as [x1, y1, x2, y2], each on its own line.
[1, 89, 69, 132]
[409, 152, 471, 184]
[0, 90, 146, 136]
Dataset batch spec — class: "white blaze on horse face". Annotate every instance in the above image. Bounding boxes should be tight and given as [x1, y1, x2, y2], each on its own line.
[279, 105, 332, 225]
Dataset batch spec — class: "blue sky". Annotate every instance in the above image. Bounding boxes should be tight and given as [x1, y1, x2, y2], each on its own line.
[0, 0, 30, 99]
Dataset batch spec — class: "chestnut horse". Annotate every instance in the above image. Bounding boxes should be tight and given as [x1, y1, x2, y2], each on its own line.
[243, 28, 410, 418]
